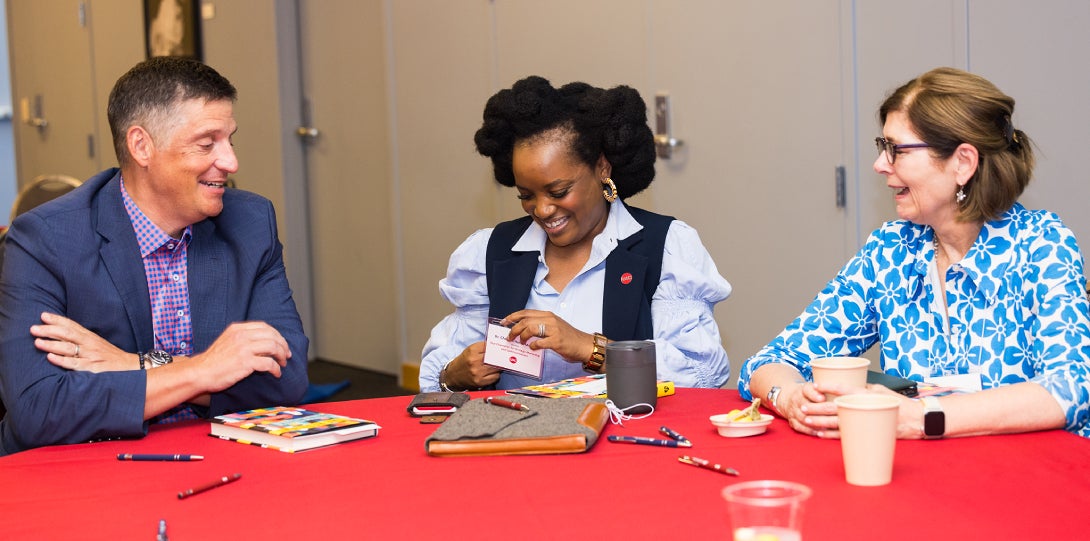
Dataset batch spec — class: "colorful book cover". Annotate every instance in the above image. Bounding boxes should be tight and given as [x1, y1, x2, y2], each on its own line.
[506, 374, 675, 399]
[210, 406, 380, 452]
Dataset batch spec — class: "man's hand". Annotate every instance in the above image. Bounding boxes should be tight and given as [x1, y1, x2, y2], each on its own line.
[189, 321, 291, 393]
[33, 312, 137, 372]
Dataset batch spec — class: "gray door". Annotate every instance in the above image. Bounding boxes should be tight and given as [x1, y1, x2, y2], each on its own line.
[7, 1, 101, 184]
[295, 0, 399, 373]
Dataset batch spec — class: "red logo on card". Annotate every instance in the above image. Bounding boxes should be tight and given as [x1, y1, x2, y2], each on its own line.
[509, 356, 517, 364]
[620, 272, 633, 285]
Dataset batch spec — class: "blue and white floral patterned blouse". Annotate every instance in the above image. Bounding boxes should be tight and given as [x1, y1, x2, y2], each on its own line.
[739, 203, 1090, 437]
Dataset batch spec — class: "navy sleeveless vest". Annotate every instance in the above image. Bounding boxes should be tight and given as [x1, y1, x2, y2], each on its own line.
[484, 205, 674, 341]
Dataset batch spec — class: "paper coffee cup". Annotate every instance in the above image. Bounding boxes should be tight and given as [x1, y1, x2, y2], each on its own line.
[811, 357, 870, 400]
[834, 394, 900, 486]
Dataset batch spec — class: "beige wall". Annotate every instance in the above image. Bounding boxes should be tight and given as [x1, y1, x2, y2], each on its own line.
[8, 0, 1090, 385]
[6, 0, 315, 343]
[388, 2, 496, 370]
[200, 0, 313, 344]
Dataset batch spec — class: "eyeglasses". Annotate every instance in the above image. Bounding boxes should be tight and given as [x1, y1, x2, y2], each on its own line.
[875, 137, 931, 165]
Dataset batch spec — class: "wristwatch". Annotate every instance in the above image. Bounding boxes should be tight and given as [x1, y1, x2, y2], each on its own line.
[139, 350, 173, 370]
[438, 364, 459, 392]
[583, 333, 608, 372]
[922, 396, 945, 439]
[766, 386, 782, 414]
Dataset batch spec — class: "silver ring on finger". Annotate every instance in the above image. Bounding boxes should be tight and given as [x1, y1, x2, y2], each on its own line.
[74, 344, 80, 358]
[538, 323, 546, 338]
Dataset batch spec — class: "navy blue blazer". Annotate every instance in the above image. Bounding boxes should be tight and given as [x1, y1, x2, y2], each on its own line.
[0, 169, 309, 455]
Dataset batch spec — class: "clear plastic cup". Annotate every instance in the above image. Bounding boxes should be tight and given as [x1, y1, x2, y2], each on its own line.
[722, 480, 811, 541]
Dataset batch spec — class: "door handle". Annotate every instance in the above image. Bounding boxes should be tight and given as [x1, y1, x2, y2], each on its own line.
[654, 93, 683, 159]
[296, 126, 320, 141]
[20, 95, 48, 131]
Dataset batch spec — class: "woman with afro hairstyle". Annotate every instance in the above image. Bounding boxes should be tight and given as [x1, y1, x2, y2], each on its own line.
[420, 76, 732, 393]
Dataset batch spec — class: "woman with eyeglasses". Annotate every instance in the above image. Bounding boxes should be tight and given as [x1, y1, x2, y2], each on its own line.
[419, 76, 731, 393]
[739, 67, 1090, 439]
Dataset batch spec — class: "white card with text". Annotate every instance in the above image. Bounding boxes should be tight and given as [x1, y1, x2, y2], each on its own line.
[483, 319, 544, 379]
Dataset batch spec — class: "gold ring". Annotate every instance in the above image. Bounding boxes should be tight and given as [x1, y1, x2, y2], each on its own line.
[74, 344, 80, 358]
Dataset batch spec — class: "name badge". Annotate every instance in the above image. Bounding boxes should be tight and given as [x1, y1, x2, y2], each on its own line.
[925, 372, 982, 392]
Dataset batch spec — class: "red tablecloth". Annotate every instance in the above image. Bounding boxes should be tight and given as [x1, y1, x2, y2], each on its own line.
[1, 388, 1086, 540]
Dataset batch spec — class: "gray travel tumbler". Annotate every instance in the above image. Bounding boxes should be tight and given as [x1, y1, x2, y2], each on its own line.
[605, 340, 657, 414]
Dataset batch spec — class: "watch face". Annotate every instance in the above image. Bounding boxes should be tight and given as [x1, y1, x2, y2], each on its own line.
[924, 410, 945, 437]
[148, 350, 173, 366]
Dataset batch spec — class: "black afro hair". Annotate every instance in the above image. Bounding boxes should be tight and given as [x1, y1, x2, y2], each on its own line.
[474, 76, 656, 199]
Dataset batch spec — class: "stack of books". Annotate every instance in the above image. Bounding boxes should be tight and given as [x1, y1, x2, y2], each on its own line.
[506, 374, 675, 399]
[210, 406, 380, 453]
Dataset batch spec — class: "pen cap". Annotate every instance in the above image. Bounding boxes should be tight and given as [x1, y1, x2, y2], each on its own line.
[605, 340, 656, 413]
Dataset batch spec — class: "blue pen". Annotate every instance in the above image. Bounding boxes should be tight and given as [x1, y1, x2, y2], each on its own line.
[157, 519, 168, 541]
[659, 425, 690, 444]
[117, 453, 203, 461]
[607, 435, 692, 448]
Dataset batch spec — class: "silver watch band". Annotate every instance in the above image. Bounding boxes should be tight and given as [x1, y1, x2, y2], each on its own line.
[766, 386, 782, 414]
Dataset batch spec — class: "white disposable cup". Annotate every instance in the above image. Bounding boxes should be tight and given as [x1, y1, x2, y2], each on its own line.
[834, 394, 900, 486]
[722, 480, 811, 541]
[811, 357, 870, 401]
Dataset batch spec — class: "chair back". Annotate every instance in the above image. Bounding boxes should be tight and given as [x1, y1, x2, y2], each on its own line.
[10, 174, 82, 223]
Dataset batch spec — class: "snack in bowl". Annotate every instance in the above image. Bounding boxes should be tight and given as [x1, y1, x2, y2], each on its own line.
[727, 398, 762, 421]
[710, 398, 773, 437]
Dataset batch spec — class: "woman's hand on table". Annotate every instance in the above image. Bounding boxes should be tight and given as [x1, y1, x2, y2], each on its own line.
[788, 383, 924, 440]
[779, 381, 840, 438]
[502, 309, 595, 364]
[444, 341, 501, 390]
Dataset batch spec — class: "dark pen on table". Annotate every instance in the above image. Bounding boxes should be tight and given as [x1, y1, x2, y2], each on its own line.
[178, 473, 242, 500]
[678, 455, 739, 476]
[607, 435, 692, 448]
[485, 396, 530, 412]
[118, 453, 203, 462]
[659, 425, 690, 445]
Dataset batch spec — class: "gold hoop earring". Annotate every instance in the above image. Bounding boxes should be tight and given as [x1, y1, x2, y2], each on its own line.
[602, 178, 619, 203]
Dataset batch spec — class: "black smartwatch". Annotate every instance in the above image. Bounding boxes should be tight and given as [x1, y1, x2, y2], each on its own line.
[139, 350, 174, 370]
[922, 396, 945, 439]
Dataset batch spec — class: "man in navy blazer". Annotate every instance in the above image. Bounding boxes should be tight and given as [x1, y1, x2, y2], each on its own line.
[0, 57, 308, 455]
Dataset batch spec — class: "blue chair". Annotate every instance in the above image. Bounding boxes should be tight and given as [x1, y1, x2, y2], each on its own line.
[302, 380, 351, 404]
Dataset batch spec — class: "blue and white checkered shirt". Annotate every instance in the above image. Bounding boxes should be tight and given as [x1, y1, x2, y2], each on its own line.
[120, 176, 198, 423]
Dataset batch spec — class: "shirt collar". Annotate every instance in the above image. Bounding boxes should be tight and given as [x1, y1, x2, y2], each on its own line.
[120, 176, 192, 258]
[907, 202, 1024, 304]
[511, 199, 642, 268]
